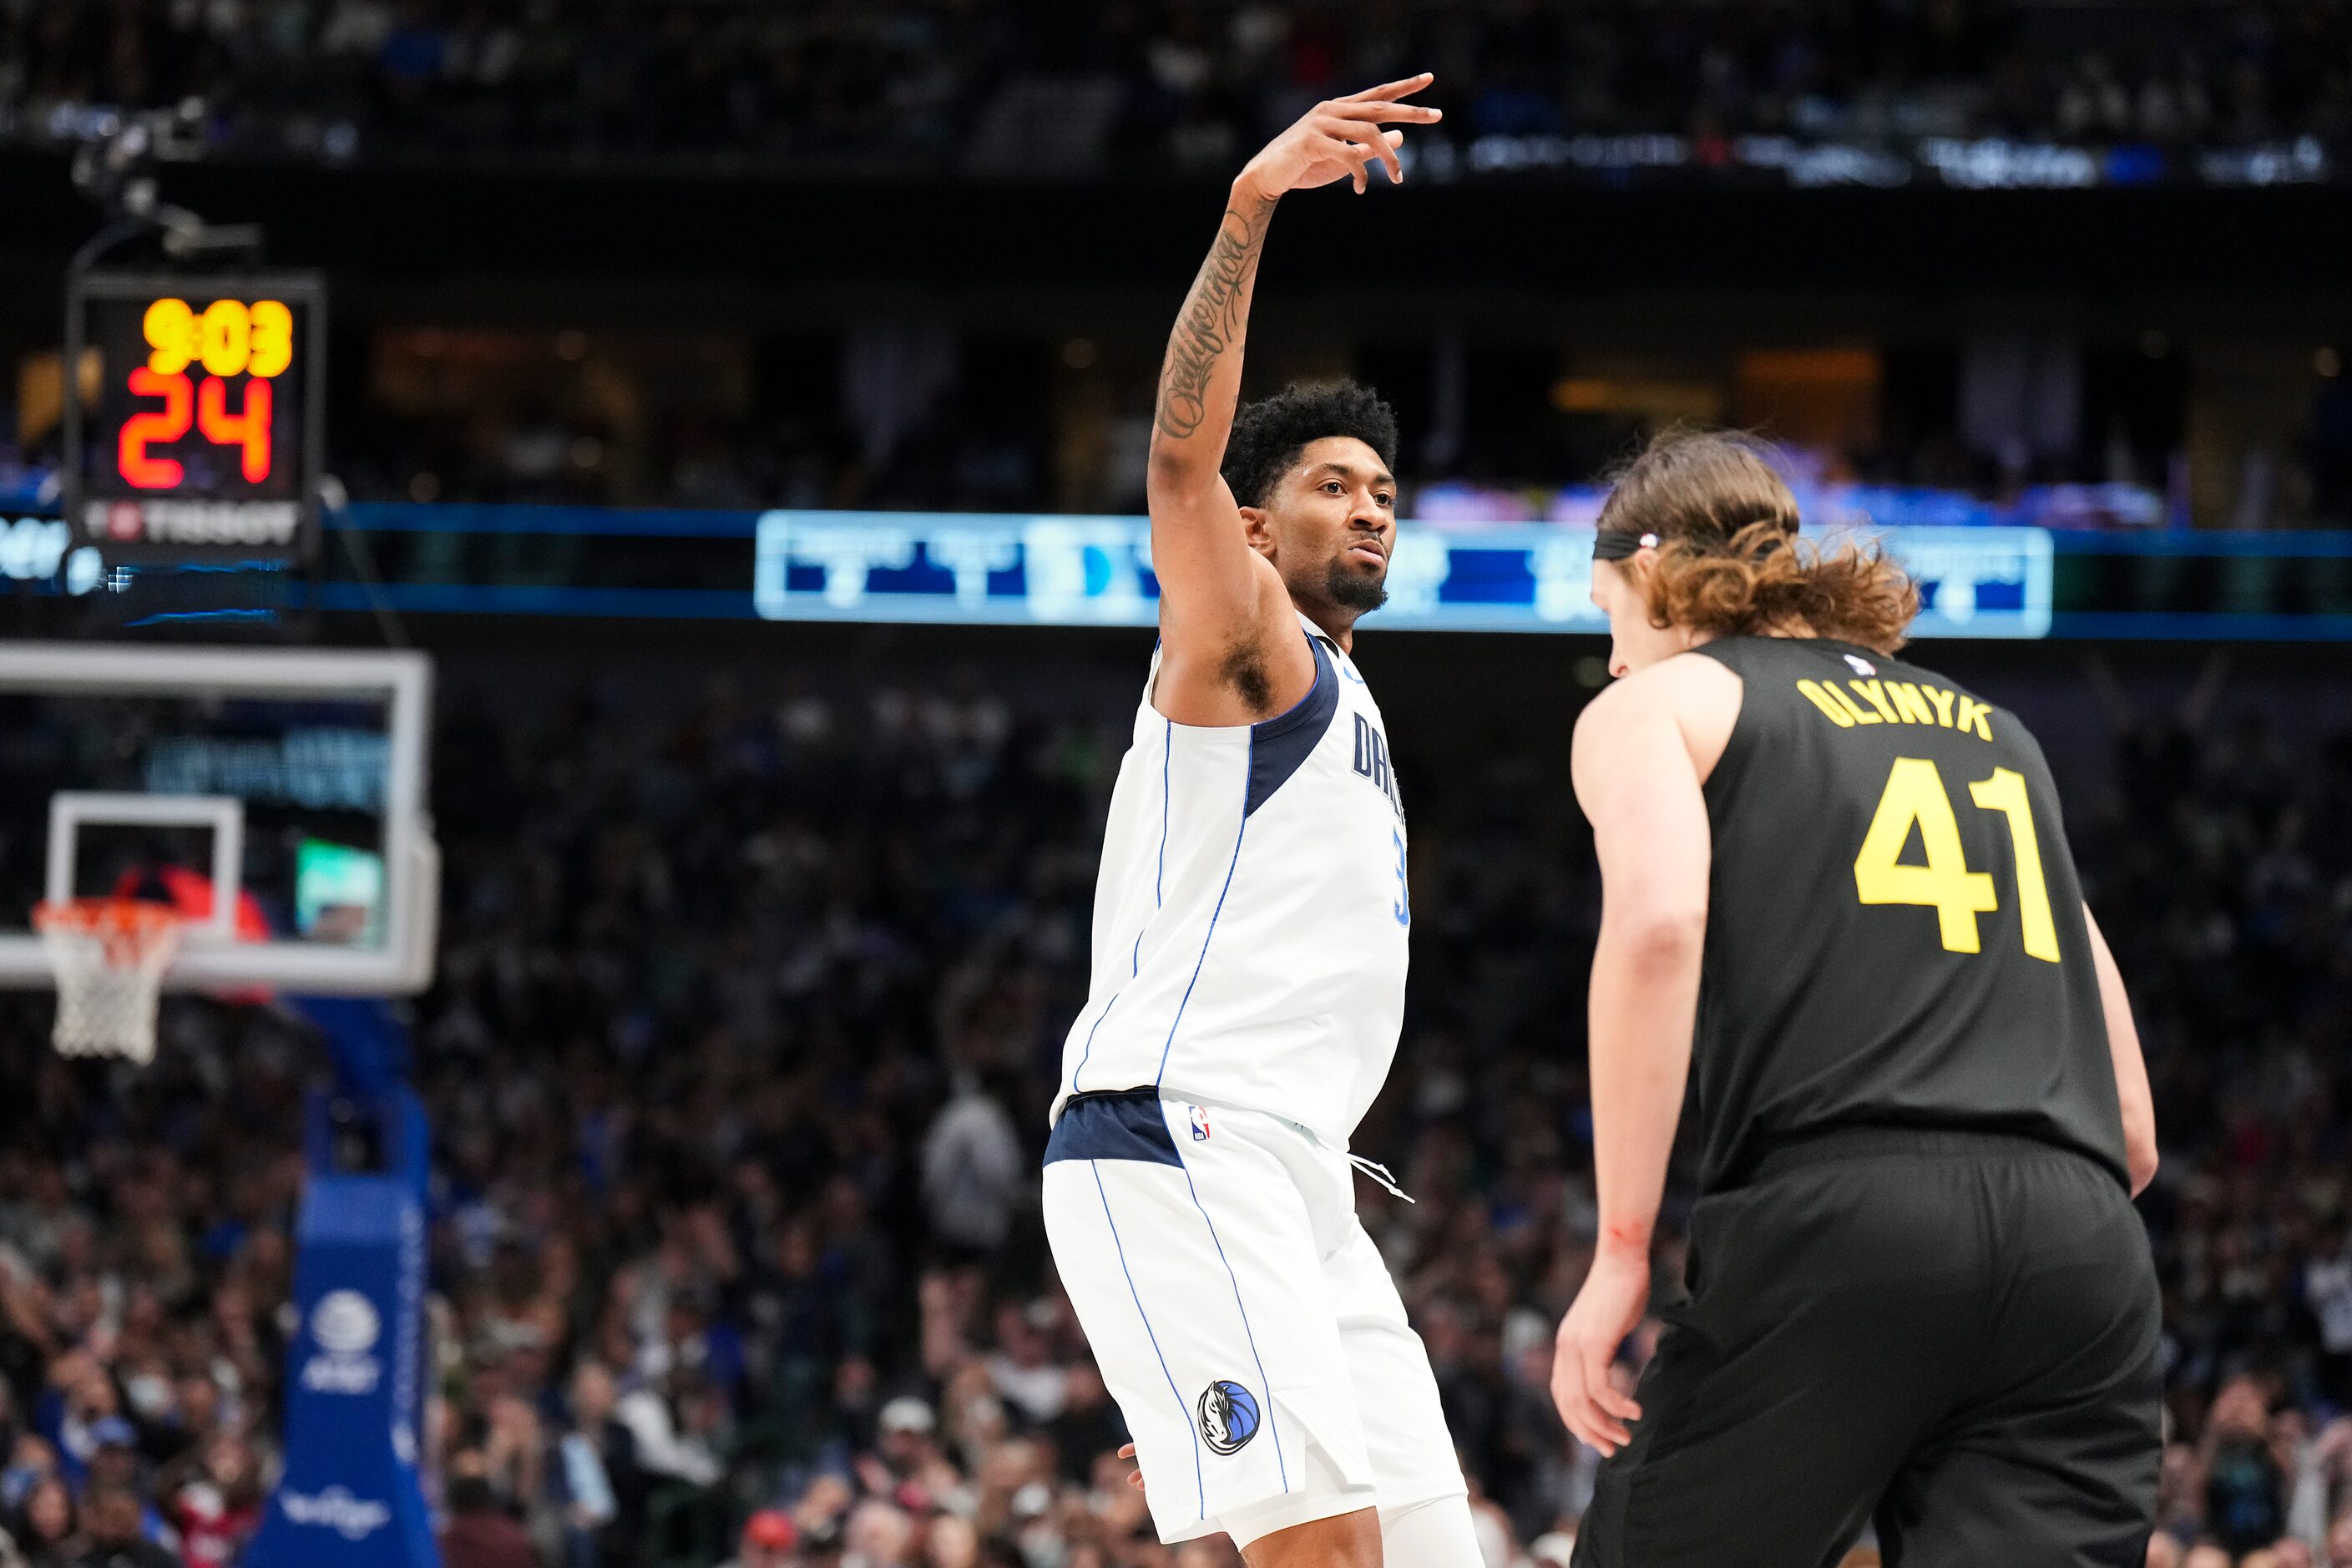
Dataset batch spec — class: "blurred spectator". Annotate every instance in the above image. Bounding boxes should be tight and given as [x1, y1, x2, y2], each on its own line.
[2310, 1229, 2352, 1407]
[716, 1508, 797, 1568]
[12, 1475, 77, 1568]
[2203, 1396, 2289, 1558]
[158, 1436, 260, 1568]
[920, 1075, 1024, 1256]
[550, 1360, 635, 1568]
[440, 1464, 540, 1568]
[611, 1369, 721, 1491]
[843, 1497, 914, 1565]
[983, 1304, 1066, 1427]
[66, 1487, 170, 1568]
[6, 2, 2348, 175]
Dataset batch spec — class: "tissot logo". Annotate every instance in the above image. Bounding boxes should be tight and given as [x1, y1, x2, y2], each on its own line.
[83, 498, 299, 547]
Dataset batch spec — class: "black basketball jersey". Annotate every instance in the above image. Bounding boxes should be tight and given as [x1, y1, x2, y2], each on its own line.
[1682, 636, 2127, 1191]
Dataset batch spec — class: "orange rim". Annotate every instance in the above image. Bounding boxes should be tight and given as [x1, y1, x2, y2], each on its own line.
[33, 898, 182, 968]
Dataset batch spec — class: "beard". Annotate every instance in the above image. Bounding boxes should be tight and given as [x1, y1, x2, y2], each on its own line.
[1325, 555, 1390, 613]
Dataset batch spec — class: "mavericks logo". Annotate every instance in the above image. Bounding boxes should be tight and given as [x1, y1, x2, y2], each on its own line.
[1197, 1380, 1261, 1455]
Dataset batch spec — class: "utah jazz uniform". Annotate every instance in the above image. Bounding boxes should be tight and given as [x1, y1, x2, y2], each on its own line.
[1042, 612, 1465, 1546]
[1575, 637, 2162, 1568]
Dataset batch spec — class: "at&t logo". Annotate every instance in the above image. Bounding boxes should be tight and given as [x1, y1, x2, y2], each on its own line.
[300, 1290, 383, 1396]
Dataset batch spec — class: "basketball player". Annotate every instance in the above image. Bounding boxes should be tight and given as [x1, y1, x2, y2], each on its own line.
[1554, 432, 2163, 1565]
[1038, 74, 1480, 1568]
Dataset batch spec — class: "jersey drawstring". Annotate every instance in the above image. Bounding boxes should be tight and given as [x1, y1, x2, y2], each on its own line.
[1186, 1095, 1418, 1204]
[1344, 1152, 1415, 1204]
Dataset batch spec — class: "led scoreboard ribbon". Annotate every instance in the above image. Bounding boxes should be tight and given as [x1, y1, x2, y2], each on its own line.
[63, 271, 325, 564]
[751, 512, 2055, 639]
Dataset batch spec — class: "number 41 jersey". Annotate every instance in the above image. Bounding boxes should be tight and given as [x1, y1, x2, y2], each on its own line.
[1687, 636, 2128, 1192]
[1052, 613, 1410, 1151]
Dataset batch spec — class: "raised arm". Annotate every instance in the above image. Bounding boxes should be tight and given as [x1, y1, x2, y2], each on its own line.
[1146, 76, 1437, 723]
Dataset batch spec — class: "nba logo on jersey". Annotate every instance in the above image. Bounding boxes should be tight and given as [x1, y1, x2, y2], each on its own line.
[1844, 654, 1877, 676]
[1188, 1105, 1211, 1141]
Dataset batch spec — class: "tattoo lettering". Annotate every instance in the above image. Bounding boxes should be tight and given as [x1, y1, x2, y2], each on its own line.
[1154, 195, 1276, 441]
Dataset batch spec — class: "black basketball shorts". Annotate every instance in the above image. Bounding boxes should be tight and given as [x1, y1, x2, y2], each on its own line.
[1572, 1128, 2162, 1568]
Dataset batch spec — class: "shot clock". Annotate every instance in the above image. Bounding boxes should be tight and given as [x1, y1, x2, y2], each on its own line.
[64, 271, 324, 564]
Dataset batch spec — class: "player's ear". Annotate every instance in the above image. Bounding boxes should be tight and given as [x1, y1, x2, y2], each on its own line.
[1238, 506, 1276, 556]
[1619, 549, 1664, 602]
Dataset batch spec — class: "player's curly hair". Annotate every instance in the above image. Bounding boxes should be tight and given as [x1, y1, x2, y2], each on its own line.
[1595, 429, 1920, 654]
[1220, 381, 1400, 508]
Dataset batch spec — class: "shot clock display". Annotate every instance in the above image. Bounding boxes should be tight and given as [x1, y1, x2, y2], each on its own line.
[63, 271, 324, 564]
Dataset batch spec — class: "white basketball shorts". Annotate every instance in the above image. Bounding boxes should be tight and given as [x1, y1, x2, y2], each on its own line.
[1041, 1088, 1467, 1547]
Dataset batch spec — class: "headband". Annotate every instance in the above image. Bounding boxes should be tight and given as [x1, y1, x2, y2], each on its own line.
[1592, 525, 1798, 562]
[1591, 529, 1659, 562]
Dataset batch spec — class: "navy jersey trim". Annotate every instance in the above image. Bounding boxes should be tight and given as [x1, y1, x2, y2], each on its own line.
[1046, 1090, 1183, 1168]
[1243, 636, 1338, 818]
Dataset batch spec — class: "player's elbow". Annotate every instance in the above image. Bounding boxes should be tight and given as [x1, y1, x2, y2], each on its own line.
[1610, 903, 1708, 970]
[1146, 444, 1212, 500]
[2125, 1131, 2159, 1196]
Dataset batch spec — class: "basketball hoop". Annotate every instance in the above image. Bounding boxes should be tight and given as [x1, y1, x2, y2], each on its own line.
[33, 898, 183, 1064]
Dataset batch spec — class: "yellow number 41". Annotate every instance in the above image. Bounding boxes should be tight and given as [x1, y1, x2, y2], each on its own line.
[1854, 756, 2061, 963]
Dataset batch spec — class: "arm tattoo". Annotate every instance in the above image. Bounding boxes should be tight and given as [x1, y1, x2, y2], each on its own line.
[1154, 194, 1277, 442]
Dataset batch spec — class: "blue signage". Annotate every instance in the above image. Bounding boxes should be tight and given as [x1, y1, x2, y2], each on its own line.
[245, 1089, 438, 1568]
[752, 512, 2054, 639]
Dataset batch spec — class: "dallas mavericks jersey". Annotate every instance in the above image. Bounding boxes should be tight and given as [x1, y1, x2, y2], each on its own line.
[1052, 611, 1410, 1149]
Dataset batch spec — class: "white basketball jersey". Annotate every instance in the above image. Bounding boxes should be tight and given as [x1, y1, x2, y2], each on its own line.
[1052, 611, 1410, 1149]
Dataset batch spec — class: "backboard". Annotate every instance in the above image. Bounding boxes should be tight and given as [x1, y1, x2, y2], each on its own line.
[0, 642, 434, 994]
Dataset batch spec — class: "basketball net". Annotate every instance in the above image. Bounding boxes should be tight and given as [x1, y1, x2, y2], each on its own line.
[33, 898, 183, 1065]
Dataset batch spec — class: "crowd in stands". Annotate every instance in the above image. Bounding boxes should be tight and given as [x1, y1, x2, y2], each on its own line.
[2, 0, 2348, 175]
[0, 650, 2348, 1566]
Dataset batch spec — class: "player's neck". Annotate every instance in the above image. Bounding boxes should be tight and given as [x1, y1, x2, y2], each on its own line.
[1288, 595, 1358, 653]
[1748, 615, 1823, 641]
